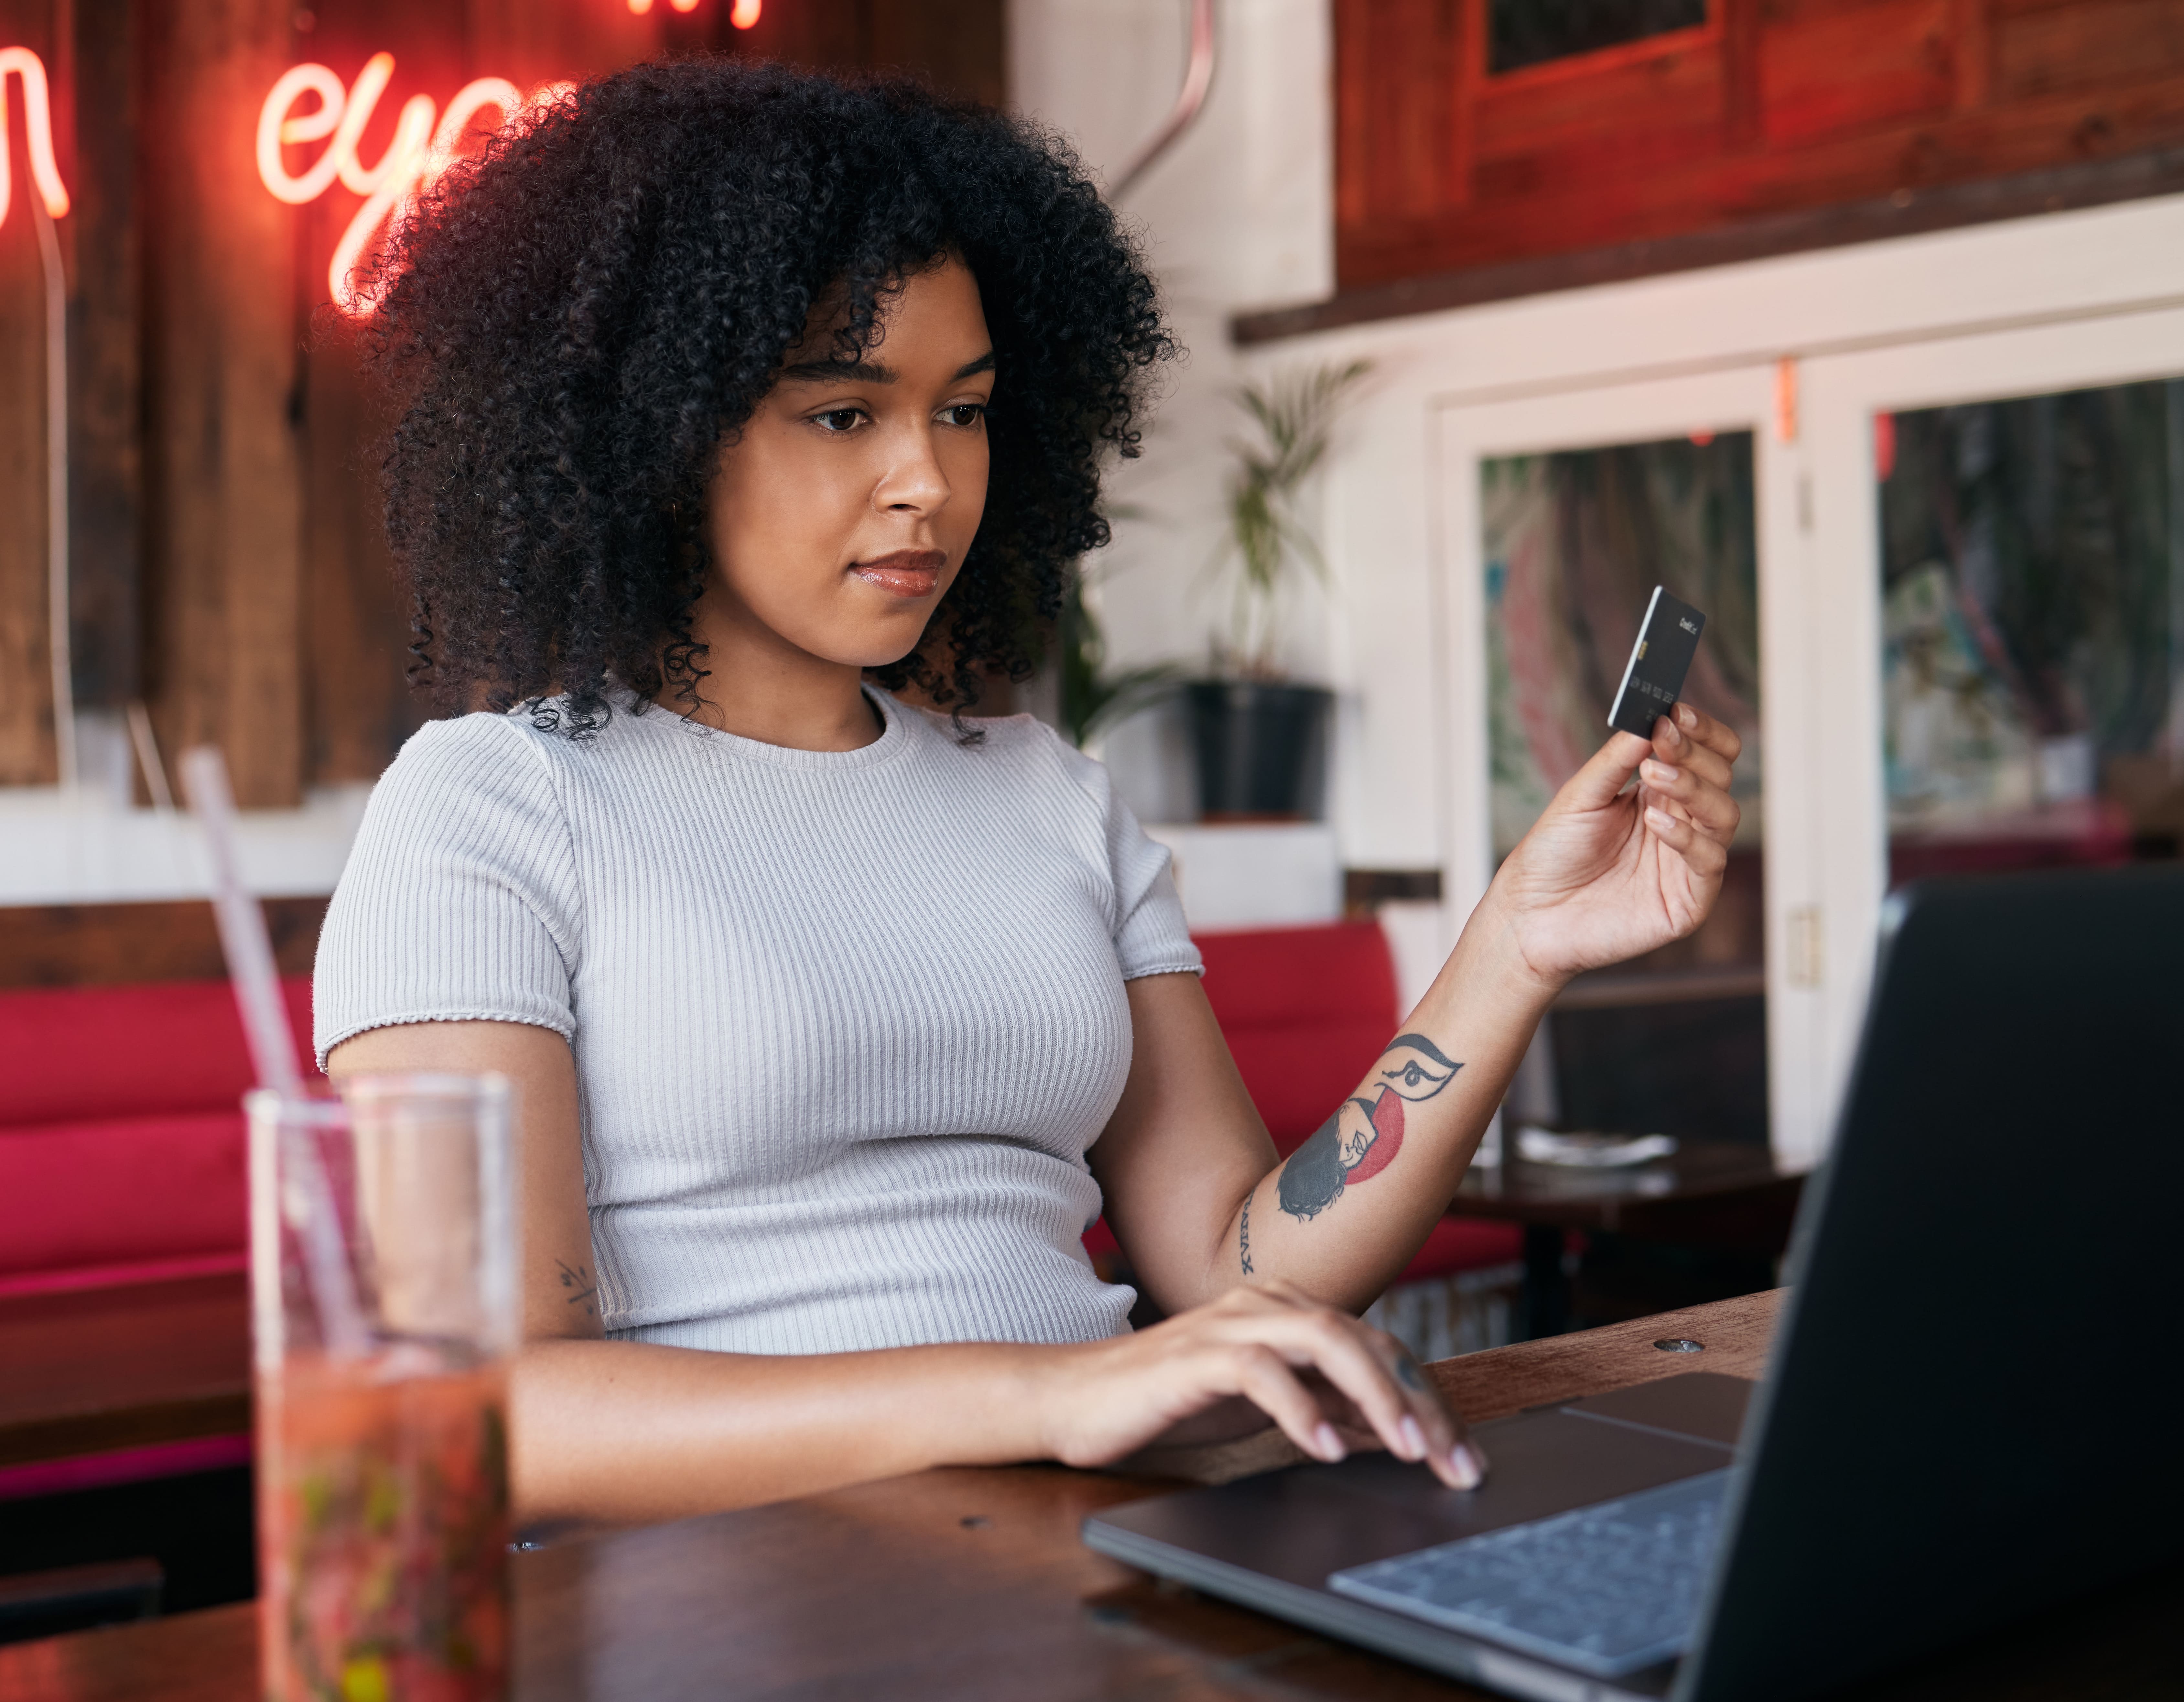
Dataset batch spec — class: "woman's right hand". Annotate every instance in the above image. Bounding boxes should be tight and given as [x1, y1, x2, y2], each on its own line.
[1034, 1280, 1487, 1490]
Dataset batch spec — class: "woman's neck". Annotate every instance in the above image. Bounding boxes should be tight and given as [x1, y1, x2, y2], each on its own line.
[660, 593, 885, 753]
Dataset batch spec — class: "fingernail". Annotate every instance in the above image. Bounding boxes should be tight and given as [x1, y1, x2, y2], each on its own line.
[1643, 760, 1678, 783]
[1398, 1415, 1427, 1461]
[1314, 1423, 1347, 1463]
[1446, 1445, 1483, 1489]
[1677, 703, 1697, 728]
[1646, 806, 1674, 832]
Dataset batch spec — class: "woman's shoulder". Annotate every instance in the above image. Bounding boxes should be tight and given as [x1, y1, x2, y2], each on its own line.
[367, 709, 588, 831]
[338, 711, 581, 924]
[385, 707, 545, 778]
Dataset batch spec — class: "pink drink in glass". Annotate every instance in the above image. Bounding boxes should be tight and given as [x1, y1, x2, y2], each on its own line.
[250, 1077, 515, 1702]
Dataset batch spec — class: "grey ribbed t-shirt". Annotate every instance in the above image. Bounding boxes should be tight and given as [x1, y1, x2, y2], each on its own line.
[314, 690, 1202, 1354]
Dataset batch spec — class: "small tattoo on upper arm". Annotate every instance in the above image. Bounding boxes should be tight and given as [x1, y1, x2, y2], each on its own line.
[1276, 1032, 1465, 1223]
[1239, 1187, 1256, 1276]
[554, 1257, 598, 1318]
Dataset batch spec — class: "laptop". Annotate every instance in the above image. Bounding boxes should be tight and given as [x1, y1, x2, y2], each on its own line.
[1085, 864, 2184, 1701]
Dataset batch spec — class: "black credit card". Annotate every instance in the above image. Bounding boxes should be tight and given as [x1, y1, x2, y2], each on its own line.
[1607, 587, 1706, 737]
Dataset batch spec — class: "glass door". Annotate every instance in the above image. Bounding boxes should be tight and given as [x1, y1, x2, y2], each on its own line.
[1433, 366, 1803, 1158]
[1800, 302, 2184, 1150]
[1482, 433, 1767, 1145]
[1876, 384, 2180, 885]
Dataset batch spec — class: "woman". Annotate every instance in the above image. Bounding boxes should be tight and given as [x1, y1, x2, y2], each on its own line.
[319, 61, 1742, 1527]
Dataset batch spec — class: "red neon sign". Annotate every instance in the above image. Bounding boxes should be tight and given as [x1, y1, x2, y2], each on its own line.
[627, 0, 762, 20]
[258, 55, 571, 316]
[0, 46, 71, 230]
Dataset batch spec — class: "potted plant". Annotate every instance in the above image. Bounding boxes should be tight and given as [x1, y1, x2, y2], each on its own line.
[1188, 359, 1368, 821]
[1055, 564, 1183, 750]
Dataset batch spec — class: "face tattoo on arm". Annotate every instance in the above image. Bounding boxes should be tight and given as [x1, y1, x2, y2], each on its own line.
[1274, 1034, 1462, 1224]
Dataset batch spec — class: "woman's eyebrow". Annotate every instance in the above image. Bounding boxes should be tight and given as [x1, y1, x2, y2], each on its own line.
[780, 357, 895, 384]
[776, 351, 992, 385]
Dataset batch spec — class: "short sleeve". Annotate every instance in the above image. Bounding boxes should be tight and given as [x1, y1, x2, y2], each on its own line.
[1050, 736, 1203, 984]
[314, 715, 583, 1067]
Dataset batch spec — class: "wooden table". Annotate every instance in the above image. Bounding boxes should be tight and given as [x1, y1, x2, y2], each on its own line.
[5, 1289, 2176, 1701]
[1453, 1140, 1806, 1338]
[0, 1274, 249, 1475]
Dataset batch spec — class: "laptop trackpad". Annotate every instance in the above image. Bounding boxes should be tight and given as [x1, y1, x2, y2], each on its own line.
[1323, 1399, 1732, 1530]
[1094, 1378, 1745, 1596]
[1558, 1371, 1755, 1447]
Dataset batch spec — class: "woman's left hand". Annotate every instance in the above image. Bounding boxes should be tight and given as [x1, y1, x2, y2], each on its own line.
[1489, 702, 1744, 987]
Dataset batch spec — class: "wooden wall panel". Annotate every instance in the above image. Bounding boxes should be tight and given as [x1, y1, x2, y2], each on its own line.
[295, 0, 465, 784]
[1334, 0, 1372, 230]
[1475, 34, 1726, 197]
[1334, 0, 2184, 296]
[0, 895, 328, 987]
[463, 0, 663, 89]
[302, 332, 426, 783]
[730, 0, 870, 77]
[0, 0, 59, 784]
[1337, 0, 1466, 224]
[1992, 0, 2184, 99]
[65, 0, 138, 708]
[1758, 0, 1956, 148]
[866, 0, 1008, 108]
[140, 0, 306, 808]
[721, 0, 1005, 104]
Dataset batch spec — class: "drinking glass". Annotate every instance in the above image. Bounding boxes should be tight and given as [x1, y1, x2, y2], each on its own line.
[248, 1074, 516, 1702]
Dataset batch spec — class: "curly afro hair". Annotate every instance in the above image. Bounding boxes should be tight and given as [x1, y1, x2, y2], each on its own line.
[363, 58, 1175, 733]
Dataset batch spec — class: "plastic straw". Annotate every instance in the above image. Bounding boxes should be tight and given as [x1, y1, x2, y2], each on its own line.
[179, 749, 303, 1093]
[182, 747, 369, 1357]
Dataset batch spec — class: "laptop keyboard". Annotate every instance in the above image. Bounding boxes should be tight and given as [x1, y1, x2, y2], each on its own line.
[1326, 1468, 1732, 1679]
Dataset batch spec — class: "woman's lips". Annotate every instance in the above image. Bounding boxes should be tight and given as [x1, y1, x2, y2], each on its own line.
[850, 550, 945, 598]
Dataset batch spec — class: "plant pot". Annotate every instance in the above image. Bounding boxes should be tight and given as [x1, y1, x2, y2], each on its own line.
[1184, 681, 1333, 822]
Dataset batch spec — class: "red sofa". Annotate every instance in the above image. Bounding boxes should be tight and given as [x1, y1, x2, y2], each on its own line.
[0, 978, 315, 1298]
[1, 923, 1516, 1300]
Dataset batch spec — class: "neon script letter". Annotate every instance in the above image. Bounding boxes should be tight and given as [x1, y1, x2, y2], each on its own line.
[257, 55, 568, 316]
[627, 0, 762, 21]
[0, 47, 70, 231]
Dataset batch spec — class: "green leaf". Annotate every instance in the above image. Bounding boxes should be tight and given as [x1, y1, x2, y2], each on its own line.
[1207, 358, 1370, 674]
[1055, 567, 1181, 748]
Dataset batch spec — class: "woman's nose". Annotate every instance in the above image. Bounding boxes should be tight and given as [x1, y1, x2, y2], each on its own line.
[874, 425, 951, 513]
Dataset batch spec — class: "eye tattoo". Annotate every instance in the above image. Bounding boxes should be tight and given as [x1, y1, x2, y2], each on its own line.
[1278, 1033, 1465, 1223]
[1238, 1187, 1256, 1276]
[1378, 1033, 1462, 1101]
[555, 1258, 599, 1318]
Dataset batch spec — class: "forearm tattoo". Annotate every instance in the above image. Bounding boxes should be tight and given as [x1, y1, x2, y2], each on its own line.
[1238, 1186, 1256, 1276]
[555, 1257, 599, 1318]
[1277, 1033, 1463, 1223]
